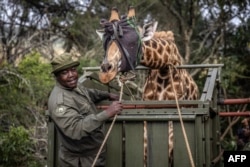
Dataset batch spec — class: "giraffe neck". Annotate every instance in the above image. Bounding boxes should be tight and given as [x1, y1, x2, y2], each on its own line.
[140, 36, 183, 69]
[143, 68, 198, 101]
[140, 37, 199, 101]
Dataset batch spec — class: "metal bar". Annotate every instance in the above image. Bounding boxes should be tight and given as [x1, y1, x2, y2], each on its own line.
[108, 115, 196, 121]
[125, 122, 144, 167]
[97, 104, 199, 110]
[147, 122, 169, 166]
[195, 116, 204, 167]
[82, 64, 224, 71]
[105, 123, 123, 167]
[121, 108, 208, 115]
[219, 112, 250, 116]
[204, 68, 218, 101]
[200, 70, 210, 101]
[204, 117, 211, 167]
[99, 99, 203, 105]
[47, 119, 56, 167]
[121, 100, 202, 105]
[218, 98, 250, 105]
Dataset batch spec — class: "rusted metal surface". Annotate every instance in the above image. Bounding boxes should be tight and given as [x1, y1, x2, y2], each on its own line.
[218, 98, 250, 105]
[219, 112, 250, 116]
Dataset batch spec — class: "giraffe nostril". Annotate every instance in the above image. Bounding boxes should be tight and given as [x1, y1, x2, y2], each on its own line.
[101, 63, 112, 72]
[109, 65, 112, 71]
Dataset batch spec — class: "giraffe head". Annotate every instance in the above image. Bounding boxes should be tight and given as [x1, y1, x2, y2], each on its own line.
[96, 6, 142, 83]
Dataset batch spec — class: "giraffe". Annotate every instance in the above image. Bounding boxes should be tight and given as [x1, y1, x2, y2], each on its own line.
[96, 6, 199, 167]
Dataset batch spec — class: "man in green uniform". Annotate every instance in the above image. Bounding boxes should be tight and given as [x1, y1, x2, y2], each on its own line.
[48, 53, 123, 167]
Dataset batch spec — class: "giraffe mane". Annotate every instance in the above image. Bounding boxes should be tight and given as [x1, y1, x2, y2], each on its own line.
[153, 31, 175, 41]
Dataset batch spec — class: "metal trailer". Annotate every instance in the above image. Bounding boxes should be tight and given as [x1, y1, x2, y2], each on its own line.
[47, 64, 224, 167]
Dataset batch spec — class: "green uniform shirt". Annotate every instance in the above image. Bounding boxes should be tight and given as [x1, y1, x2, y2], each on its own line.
[48, 82, 110, 166]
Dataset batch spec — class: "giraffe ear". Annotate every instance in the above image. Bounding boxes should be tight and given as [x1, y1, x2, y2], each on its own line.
[109, 7, 120, 21]
[127, 6, 135, 18]
[140, 21, 158, 41]
[96, 29, 105, 41]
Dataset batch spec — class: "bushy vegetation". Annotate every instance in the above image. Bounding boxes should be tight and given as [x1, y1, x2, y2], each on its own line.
[0, 52, 54, 166]
[0, 126, 43, 167]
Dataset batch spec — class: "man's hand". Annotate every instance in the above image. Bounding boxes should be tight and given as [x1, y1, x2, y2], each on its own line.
[108, 93, 120, 101]
[105, 101, 123, 117]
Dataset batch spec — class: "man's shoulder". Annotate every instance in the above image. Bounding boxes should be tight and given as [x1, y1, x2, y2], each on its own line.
[48, 87, 78, 115]
[48, 86, 64, 104]
[77, 83, 89, 92]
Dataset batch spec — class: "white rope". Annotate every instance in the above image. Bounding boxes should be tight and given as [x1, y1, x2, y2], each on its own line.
[91, 82, 124, 167]
[169, 66, 195, 167]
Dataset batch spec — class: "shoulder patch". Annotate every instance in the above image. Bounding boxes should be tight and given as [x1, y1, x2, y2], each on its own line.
[56, 106, 66, 114]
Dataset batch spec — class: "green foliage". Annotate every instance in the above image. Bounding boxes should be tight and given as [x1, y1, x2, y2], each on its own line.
[0, 126, 42, 167]
[80, 56, 100, 67]
[0, 52, 54, 127]
[0, 52, 53, 166]
[222, 56, 247, 95]
[220, 56, 248, 97]
[18, 52, 54, 107]
[0, 67, 34, 128]
[221, 138, 237, 151]
[222, 22, 250, 98]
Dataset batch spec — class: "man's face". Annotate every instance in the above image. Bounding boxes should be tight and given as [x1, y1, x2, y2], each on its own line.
[56, 66, 78, 89]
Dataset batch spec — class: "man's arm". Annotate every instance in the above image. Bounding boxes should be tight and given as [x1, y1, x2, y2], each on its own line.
[50, 104, 110, 140]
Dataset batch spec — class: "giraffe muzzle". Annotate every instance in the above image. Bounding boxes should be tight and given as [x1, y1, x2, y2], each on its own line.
[101, 63, 112, 73]
[99, 62, 118, 83]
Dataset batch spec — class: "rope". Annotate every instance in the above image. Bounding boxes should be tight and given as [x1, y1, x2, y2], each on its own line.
[169, 65, 195, 167]
[91, 81, 124, 167]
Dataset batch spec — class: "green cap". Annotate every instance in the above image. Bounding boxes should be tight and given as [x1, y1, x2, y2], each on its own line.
[51, 53, 80, 74]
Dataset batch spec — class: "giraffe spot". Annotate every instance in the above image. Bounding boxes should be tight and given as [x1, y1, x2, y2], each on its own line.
[157, 85, 162, 93]
[190, 84, 195, 92]
[157, 77, 163, 84]
[166, 86, 172, 93]
[163, 80, 169, 88]
[161, 40, 166, 46]
[186, 89, 190, 98]
[166, 46, 171, 53]
[158, 45, 163, 55]
[152, 40, 157, 49]
[159, 69, 168, 77]
[174, 75, 180, 80]
[144, 41, 150, 46]
[185, 76, 190, 85]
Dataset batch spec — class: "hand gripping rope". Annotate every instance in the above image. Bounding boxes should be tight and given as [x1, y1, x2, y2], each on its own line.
[91, 76, 125, 167]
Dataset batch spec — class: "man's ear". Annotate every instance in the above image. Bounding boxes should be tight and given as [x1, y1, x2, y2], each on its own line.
[96, 29, 105, 41]
[140, 21, 158, 41]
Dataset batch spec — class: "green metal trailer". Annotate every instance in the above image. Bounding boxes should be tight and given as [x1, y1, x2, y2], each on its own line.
[47, 64, 224, 167]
